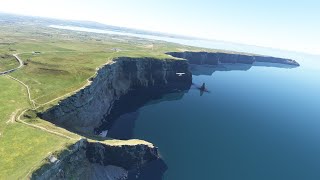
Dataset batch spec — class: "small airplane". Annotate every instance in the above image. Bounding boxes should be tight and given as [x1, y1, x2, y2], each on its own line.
[176, 72, 185, 76]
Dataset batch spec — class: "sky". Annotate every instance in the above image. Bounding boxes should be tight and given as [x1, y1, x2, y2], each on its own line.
[0, 0, 319, 55]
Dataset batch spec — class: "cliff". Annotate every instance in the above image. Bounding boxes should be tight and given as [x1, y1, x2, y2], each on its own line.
[31, 139, 159, 180]
[40, 57, 192, 136]
[40, 52, 298, 137]
[35, 57, 191, 179]
[166, 51, 300, 66]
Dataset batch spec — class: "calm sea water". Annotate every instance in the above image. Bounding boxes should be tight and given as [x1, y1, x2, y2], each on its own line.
[52, 25, 320, 179]
[131, 57, 320, 180]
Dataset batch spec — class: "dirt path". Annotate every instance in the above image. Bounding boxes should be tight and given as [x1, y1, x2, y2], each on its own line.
[6, 109, 20, 124]
[0, 54, 24, 75]
[6, 75, 36, 109]
[16, 109, 75, 140]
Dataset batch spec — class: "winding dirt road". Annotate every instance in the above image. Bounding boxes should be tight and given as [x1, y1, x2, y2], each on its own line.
[0, 54, 24, 75]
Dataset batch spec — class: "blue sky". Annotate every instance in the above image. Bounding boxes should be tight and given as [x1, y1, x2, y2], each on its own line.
[0, 0, 319, 54]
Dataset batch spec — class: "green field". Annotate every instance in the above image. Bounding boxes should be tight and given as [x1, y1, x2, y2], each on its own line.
[0, 76, 73, 179]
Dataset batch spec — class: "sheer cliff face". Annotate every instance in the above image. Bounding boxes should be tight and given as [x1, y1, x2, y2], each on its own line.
[31, 139, 159, 180]
[166, 51, 300, 66]
[40, 57, 192, 135]
[86, 141, 158, 170]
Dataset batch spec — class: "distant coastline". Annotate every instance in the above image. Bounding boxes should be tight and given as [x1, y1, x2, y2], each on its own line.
[49, 24, 317, 59]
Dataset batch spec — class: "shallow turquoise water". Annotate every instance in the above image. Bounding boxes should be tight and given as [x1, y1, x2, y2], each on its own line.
[131, 56, 320, 180]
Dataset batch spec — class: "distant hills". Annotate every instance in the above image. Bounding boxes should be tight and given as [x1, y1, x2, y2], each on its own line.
[0, 12, 195, 40]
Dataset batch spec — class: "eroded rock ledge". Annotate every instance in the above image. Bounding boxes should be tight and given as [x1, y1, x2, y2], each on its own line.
[31, 139, 159, 180]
